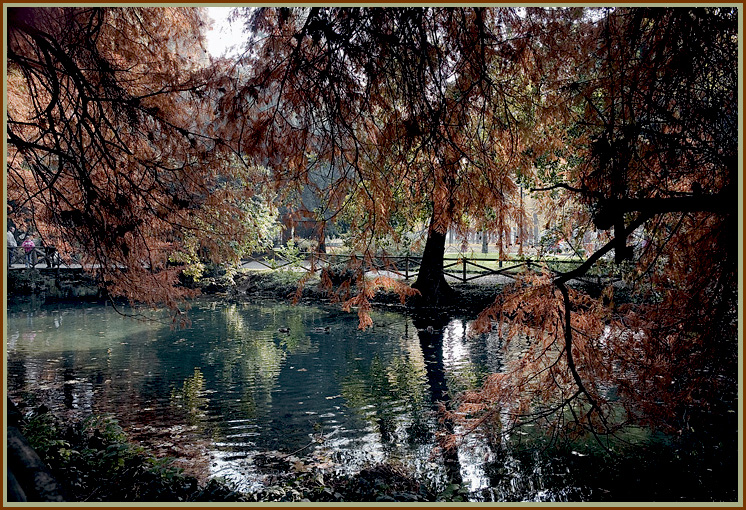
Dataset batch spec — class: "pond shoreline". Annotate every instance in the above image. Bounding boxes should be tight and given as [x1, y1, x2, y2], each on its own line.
[6, 270, 738, 503]
[6, 290, 459, 502]
[6, 269, 506, 502]
[10, 396, 440, 502]
[6, 264, 608, 320]
[201, 269, 511, 315]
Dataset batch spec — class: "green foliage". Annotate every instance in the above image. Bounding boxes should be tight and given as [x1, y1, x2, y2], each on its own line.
[170, 184, 280, 283]
[170, 367, 208, 425]
[19, 406, 244, 502]
[22, 410, 70, 459]
[273, 239, 304, 268]
[170, 247, 207, 282]
[437, 482, 471, 502]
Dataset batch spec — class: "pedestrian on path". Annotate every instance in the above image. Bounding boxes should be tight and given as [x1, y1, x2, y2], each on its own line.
[22, 236, 35, 268]
[7, 226, 17, 267]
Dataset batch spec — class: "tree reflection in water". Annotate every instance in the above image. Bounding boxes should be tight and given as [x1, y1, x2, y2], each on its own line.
[7, 300, 733, 501]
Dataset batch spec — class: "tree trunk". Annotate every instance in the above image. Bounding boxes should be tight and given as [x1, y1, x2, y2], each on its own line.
[481, 230, 488, 254]
[316, 223, 326, 254]
[518, 184, 524, 257]
[411, 218, 454, 307]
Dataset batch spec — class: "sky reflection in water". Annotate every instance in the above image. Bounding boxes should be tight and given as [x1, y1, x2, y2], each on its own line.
[6, 298, 736, 501]
[6, 299, 496, 494]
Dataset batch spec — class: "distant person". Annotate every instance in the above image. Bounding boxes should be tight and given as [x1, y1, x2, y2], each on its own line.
[22, 236, 35, 268]
[44, 245, 58, 268]
[7, 226, 17, 267]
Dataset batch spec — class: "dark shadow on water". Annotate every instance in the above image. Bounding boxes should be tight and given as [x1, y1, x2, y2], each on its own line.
[410, 310, 462, 486]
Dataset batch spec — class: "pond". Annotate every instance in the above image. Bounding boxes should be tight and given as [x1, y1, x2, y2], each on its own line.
[6, 298, 737, 502]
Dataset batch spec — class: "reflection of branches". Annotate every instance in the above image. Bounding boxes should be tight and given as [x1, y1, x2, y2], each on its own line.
[280, 427, 326, 459]
[556, 281, 610, 444]
[107, 296, 189, 328]
[452, 8, 737, 457]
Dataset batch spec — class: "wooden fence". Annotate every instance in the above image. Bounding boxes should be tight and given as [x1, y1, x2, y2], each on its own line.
[8, 246, 620, 286]
[243, 250, 620, 285]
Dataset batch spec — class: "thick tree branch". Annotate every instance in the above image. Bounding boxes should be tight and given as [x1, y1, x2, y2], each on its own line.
[593, 191, 734, 230]
[555, 213, 648, 286]
[530, 182, 587, 194]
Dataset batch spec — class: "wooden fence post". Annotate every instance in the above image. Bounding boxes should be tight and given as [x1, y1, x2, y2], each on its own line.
[462, 258, 467, 283]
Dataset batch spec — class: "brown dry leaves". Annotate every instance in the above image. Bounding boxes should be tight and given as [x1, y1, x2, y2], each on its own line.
[7, 7, 257, 309]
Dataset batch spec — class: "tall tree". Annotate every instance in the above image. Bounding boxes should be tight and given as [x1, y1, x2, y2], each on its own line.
[230, 5, 737, 441]
[6, 7, 268, 312]
[225, 7, 564, 313]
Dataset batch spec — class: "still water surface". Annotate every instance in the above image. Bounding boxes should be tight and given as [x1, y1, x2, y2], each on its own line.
[6, 298, 736, 501]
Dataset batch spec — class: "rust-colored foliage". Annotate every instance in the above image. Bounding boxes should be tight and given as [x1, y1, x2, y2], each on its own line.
[224, 7, 571, 317]
[7, 7, 736, 441]
[458, 7, 738, 440]
[6, 7, 261, 313]
[218, 7, 736, 438]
